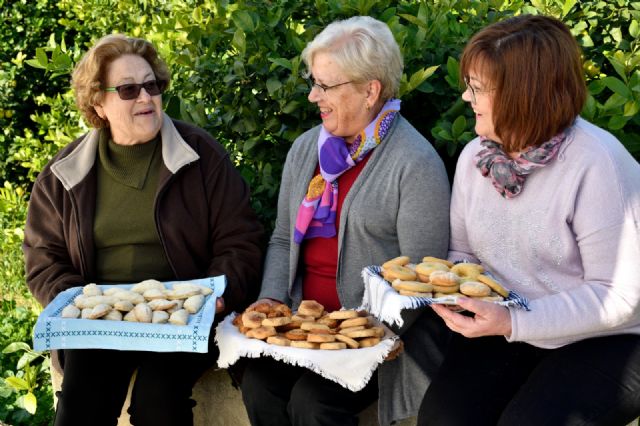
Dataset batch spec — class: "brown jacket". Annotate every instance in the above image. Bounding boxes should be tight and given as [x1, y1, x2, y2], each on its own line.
[23, 114, 263, 314]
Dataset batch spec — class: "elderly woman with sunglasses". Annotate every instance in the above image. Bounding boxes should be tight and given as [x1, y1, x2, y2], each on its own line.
[23, 34, 263, 426]
[417, 15, 640, 426]
[239, 16, 451, 426]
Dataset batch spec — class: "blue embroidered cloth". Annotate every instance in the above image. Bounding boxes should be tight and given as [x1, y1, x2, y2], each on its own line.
[33, 276, 226, 353]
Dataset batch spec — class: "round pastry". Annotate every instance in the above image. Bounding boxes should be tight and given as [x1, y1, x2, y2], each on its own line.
[370, 326, 385, 338]
[460, 281, 492, 297]
[339, 325, 366, 335]
[290, 341, 320, 349]
[246, 325, 277, 340]
[339, 316, 369, 329]
[434, 291, 465, 298]
[334, 333, 360, 349]
[451, 262, 484, 279]
[266, 335, 291, 346]
[320, 342, 347, 350]
[476, 274, 510, 298]
[382, 264, 417, 282]
[382, 255, 411, 269]
[297, 300, 324, 318]
[328, 309, 359, 320]
[415, 262, 449, 282]
[358, 337, 381, 347]
[242, 311, 266, 328]
[300, 322, 330, 331]
[429, 271, 460, 287]
[316, 316, 339, 328]
[398, 290, 432, 298]
[344, 328, 378, 339]
[271, 303, 292, 317]
[431, 284, 460, 294]
[262, 316, 292, 327]
[392, 279, 433, 293]
[284, 329, 308, 341]
[479, 295, 505, 302]
[307, 333, 336, 343]
[421, 256, 454, 268]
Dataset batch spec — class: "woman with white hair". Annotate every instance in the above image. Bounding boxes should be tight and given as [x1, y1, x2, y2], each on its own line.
[240, 16, 451, 425]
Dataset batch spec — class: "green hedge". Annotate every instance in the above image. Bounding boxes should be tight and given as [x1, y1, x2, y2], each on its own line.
[0, 1, 638, 423]
[4, 0, 639, 229]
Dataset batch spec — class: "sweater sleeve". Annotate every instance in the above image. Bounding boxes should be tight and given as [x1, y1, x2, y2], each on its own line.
[204, 153, 264, 313]
[23, 178, 85, 307]
[509, 143, 640, 344]
[258, 144, 297, 304]
[448, 141, 481, 264]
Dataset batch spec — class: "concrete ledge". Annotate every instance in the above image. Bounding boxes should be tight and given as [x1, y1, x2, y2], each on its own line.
[52, 366, 416, 425]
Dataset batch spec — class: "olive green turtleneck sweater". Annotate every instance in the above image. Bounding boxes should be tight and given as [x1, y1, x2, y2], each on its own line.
[94, 131, 174, 283]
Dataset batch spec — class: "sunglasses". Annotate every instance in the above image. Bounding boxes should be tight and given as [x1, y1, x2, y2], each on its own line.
[103, 79, 167, 100]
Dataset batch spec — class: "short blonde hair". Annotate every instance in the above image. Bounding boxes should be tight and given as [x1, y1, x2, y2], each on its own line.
[71, 34, 170, 128]
[301, 16, 403, 101]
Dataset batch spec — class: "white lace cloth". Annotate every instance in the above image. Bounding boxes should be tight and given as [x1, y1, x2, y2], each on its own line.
[215, 313, 398, 391]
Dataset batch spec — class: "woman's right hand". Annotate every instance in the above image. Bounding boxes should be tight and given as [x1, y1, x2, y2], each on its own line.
[246, 298, 284, 311]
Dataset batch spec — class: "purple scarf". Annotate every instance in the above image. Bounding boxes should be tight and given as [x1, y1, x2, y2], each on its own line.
[475, 131, 566, 198]
[293, 99, 401, 244]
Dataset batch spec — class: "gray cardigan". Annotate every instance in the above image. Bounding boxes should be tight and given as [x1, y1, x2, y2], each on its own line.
[259, 115, 451, 424]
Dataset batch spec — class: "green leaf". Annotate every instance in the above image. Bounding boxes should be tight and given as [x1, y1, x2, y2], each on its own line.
[446, 56, 460, 88]
[603, 93, 628, 110]
[23, 391, 37, 414]
[607, 56, 628, 81]
[3, 342, 30, 354]
[35, 48, 48, 68]
[624, 100, 640, 117]
[231, 10, 254, 33]
[232, 29, 246, 55]
[608, 114, 629, 130]
[266, 78, 282, 95]
[602, 76, 632, 99]
[282, 100, 300, 114]
[630, 20, 640, 38]
[561, 0, 577, 17]
[17, 351, 40, 370]
[5, 376, 29, 391]
[398, 13, 427, 29]
[268, 57, 292, 71]
[451, 116, 467, 139]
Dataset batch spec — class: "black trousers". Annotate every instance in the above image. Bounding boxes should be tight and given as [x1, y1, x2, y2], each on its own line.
[54, 347, 217, 426]
[418, 333, 640, 426]
[240, 357, 378, 426]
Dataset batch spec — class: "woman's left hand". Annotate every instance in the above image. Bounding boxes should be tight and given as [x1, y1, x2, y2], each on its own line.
[215, 297, 225, 314]
[431, 297, 512, 338]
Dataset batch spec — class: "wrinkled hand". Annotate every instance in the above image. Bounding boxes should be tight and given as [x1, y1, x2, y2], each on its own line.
[384, 339, 404, 361]
[431, 297, 512, 338]
[245, 298, 283, 311]
[215, 297, 225, 314]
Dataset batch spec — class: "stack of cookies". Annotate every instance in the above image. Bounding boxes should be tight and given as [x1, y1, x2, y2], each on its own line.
[381, 256, 509, 301]
[233, 300, 386, 350]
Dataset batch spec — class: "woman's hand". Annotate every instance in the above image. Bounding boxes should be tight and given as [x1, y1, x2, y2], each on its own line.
[246, 298, 283, 311]
[431, 297, 512, 338]
[215, 297, 225, 313]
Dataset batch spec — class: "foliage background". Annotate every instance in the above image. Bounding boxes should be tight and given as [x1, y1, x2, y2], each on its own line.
[1, 0, 638, 423]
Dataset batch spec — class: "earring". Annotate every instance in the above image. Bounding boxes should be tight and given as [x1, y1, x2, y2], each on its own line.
[365, 103, 371, 111]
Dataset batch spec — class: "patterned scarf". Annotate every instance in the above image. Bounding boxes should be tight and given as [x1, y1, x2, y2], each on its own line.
[475, 131, 566, 198]
[293, 99, 401, 244]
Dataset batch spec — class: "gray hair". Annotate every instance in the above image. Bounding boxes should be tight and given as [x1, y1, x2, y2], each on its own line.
[301, 16, 403, 100]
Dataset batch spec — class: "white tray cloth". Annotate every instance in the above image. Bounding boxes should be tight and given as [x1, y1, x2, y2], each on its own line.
[33, 276, 226, 353]
[215, 313, 398, 392]
[361, 266, 530, 328]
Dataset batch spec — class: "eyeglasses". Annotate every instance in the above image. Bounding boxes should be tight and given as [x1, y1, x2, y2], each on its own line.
[463, 77, 494, 104]
[305, 76, 353, 93]
[103, 79, 167, 100]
